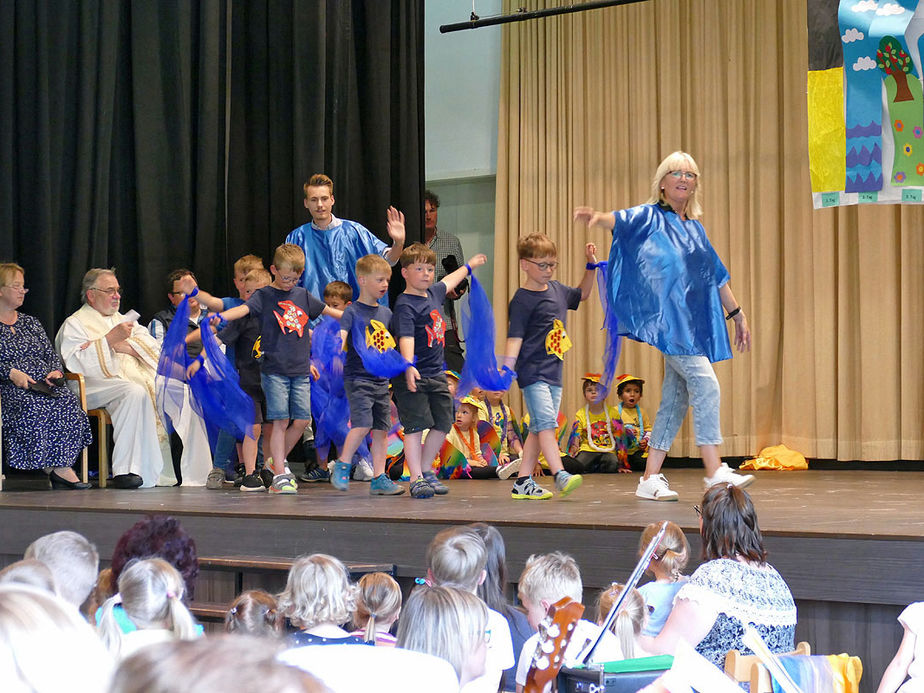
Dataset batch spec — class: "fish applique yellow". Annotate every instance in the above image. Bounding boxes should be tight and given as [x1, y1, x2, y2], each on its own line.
[365, 320, 397, 353]
[545, 319, 572, 359]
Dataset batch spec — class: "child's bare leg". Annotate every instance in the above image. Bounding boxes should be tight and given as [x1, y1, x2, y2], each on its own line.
[283, 419, 310, 462]
[269, 419, 289, 475]
[339, 426, 373, 466]
[370, 430, 388, 477]
[518, 433, 540, 477]
[242, 424, 261, 475]
[537, 429, 563, 474]
[403, 431, 424, 478]
[420, 430, 447, 474]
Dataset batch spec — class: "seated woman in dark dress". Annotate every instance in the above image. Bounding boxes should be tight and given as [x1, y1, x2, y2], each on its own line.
[0, 263, 91, 488]
[641, 484, 797, 668]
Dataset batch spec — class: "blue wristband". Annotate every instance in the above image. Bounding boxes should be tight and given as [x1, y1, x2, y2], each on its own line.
[586, 262, 596, 270]
[465, 263, 473, 276]
[188, 287, 199, 298]
[195, 354, 205, 366]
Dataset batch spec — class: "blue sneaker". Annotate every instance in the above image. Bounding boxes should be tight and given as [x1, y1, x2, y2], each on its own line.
[330, 461, 350, 492]
[298, 467, 329, 483]
[370, 474, 405, 496]
[422, 471, 449, 495]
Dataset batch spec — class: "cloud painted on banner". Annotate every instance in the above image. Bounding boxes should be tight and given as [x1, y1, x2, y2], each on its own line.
[851, 0, 878, 11]
[876, 2, 908, 15]
[853, 55, 878, 70]
[843, 28, 866, 42]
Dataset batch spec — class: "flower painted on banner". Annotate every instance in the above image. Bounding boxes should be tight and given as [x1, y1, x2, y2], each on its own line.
[904, 144, 913, 156]
[895, 171, 907, 182]
[916, 163, 924, 175]
[895, 119, 905, 131]
[914, 127, 923, 139]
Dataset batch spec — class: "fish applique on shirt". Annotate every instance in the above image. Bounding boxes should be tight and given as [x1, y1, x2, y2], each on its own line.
[365, 320, 397, 353]
[545, 319, 572, 360]
[425, 310, 446, 347]
[273, 301, 309, 337]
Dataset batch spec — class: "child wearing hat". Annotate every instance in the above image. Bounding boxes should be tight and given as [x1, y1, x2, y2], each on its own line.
[615, 374, 652, 472]
[567, 373, 631, 473]
[444, 396, 520, 479]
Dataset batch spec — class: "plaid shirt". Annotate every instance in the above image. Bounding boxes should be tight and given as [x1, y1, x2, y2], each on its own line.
[426, 229, 465, 329]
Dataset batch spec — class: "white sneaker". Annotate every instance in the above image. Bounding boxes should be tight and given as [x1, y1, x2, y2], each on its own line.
[352, 458, 375, 481]
[704, 463, 754, 490]
[496, 458, 521, 480]
[636, 474, 679, 501]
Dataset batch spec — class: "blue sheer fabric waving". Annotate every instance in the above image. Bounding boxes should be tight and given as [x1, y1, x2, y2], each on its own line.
[349, 319, 414, 379]
[457, 274, 516, 399]
[311, 316, 349, 451]
[155, 297, 193, 434]
[590, 260, 622, 400]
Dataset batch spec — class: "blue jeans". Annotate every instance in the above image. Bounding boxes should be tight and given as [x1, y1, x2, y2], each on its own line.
[522, 382, 563, 432]
[649, 354, 722, 450]
[261, 373, 312, 421]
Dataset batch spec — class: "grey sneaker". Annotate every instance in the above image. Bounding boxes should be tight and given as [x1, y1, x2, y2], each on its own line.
[206, 468, 225, 490]
[330, 461, 351, 492]
[352, 458, 375, 481]
[554, 470, 583, 497]
[511, 476, 552, 500]
[370, 474, 405, 496]
[298, 467, 330, 483]
[496, 458, 522, 480]
[269, 474, 298, 495]
[410, 477, 435, 499]
[422, 471, 449, 495]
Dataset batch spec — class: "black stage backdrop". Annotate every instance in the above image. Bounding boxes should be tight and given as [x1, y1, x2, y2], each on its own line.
[0, 0, 424, 333]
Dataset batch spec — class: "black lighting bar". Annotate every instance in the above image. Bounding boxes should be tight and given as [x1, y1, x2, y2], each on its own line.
[439, 0, 651, 33]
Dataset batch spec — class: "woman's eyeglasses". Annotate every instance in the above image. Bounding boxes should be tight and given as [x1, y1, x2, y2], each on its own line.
[669, 170, 697, 180]
[693, 505, 702, 518]
[2, 284, 28, 294]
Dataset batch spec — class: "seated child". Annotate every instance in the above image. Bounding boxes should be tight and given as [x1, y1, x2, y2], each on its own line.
[637, 521, 689, 637]
[567, 373, 630, 473]
[515, 552, 622, 692]
[615, 374, 652, 472]
[277, 554, 368, 648]
[349, 572, 402, 646]
[596, 583, 653, 660]
[482, 389, 524, 470]
[441, 396, 514, 480]
[445, 370, 461, 400]
[225, 589, 283, 638]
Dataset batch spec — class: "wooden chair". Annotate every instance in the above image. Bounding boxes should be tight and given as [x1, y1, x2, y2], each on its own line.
[725, 641, 810, 692]
[65, 373, 111, 487]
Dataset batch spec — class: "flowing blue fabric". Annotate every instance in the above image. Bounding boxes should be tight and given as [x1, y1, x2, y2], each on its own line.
[457, 273, 516, 399]
[155, 297, 192, 435]
[591, 260, 622, 401]
[349, 320, 414, 379]
[311, 317, 349, 452]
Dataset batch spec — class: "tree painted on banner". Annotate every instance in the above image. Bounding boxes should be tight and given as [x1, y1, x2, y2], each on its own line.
[877, 35, 924, 186]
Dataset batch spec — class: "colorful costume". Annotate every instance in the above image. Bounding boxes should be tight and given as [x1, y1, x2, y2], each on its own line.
[568, 404, 629, 472]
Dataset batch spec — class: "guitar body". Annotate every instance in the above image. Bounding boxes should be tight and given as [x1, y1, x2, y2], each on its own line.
[524, 597, 585, 693]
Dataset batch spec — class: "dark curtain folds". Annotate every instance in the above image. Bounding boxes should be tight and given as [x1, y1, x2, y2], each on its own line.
[0, 0, 424, 332]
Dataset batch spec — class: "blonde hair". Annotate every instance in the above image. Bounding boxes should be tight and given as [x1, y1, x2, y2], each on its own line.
[244, 268, 272, 286]
[517, 233, 557, 260]
[98, 558, 197, 655]
[225, 590, 282, 638]
[24, 530, 99, 609]
[426, 526, 487, 592]
[518, 552, 582, 605]
[277, 554, 355, 630]
[396, 586, 487, 682]
[272, 243, 306, 273]
[355, 254, 392, 278]
[304, 173, 334, 196]
[639, 521, 689, 581]
[0, 559, 57, 595]
[352, 573, 402, 643]
[0, 262, 24, 287]
[234, 254, 264, 277]
[596, 583, 647, 659]
[323, 281, 353, 303]
[646, 150, 703, 219]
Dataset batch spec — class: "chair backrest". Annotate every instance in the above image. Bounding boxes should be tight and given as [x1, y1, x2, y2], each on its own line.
[724, 641, 810, 689]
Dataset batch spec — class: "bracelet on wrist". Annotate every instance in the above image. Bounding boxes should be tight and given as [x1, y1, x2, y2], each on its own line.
[725, 306, 741, 321]
[464, 263, 473, 276]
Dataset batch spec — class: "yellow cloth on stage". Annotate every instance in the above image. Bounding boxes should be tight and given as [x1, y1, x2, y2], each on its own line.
[807, 67, 846, 194]
[740, 444, 808, 471]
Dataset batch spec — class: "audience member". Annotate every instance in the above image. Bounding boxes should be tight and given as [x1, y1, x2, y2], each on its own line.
[350, 572, 402, 646]
[24, 530, 99, 611]
[0, 559, 57, 595]
[109, 515, 199, 600]
[637, 521, 689, 637]
[596, 583, 652, 660]
[877, 601, 924, 693]
[225, 589, 283, 638]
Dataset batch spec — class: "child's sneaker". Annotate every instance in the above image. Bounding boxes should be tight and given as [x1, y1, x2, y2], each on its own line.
[206, 468, 225, 490]
[352, 459, 375, 481]
[410, 476, 435, 499]
[554, 471, 583, 497]
[422, 471, 449, 495]
[259, 467, 275, 489]
[511, 476, 553, 500]
[370, 474, 405, 496]
[240, 473, 266, 492]
[298, 467, 330, 483]
[635, 474, 679, 501]
[269, 474, 298, 495]
[496, 458, 522, 480]
[703, 462, 754, 490]
[330, 460, 351, 492]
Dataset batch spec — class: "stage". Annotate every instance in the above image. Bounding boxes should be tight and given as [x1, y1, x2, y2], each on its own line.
[1, 468, 922, 691]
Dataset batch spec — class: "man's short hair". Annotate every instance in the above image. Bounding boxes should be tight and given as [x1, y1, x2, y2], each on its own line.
[517, 233, 558, 260]
[244, 268, 272, 286]
[426, 526, 486, 592]
[355, 254, 392, 278]
[424, 189, 440, 208]
[518, 551, 582, 605]
[272, 243, 306, 273]
[304, 173, 334, 197]
[80, 268, 117, 304]
[323, 281, 353, 303]
[400, 242, 437, 268]
[234, 254, 264, 277]
[166, 269, 195, 294]
[24, 531, 99, 608]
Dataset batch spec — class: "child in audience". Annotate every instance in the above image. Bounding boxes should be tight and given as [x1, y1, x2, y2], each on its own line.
[503, 236, 598, 500]
[98, 558, 199, 659]
[349, 572, 402, 646]
[637, 521, 689, 637]
[427, 526, 515, 693]
[615, 374, 652, 472]
[514, 552, 622, 691]
[225, 589, 283, 638]
[567, 373, 630, 473]
[184, 244, 343, 494]
[327, 256, 405, 495]
[390, 243, 487, 499]
[877, 601, 924, 693]
[596, 583, 652, 660]
[483, 388, 523, 470]
[277, 553, 366, 647]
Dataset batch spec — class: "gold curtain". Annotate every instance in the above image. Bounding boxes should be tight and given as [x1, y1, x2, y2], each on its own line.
[494, 0, 923, 461]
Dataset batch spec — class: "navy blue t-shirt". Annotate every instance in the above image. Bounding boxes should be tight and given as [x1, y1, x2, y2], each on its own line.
[508, 281, 582, 387]
[245, 286, 325, 377]
[341, 301, 393, 381]
[217, 314, 263, 398]
[390, 283, 449, 378]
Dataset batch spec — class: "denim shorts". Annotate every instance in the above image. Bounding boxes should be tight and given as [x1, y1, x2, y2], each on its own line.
[522, 381, 563, 432]
[261, 373, 312, 422]
[391, 374, 453, 435]
[649, 354, 722, 449]
[344, 378, 391, 431]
